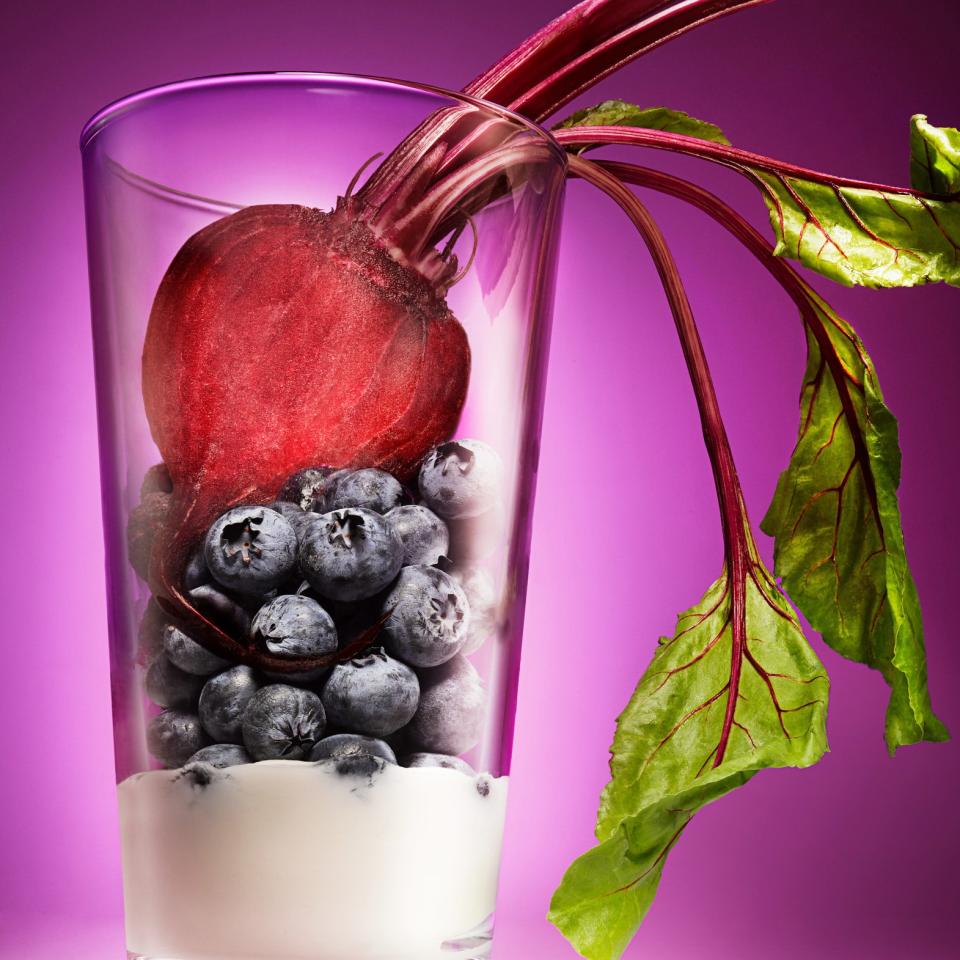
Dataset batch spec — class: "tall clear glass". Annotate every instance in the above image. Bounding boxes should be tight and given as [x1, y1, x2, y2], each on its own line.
[82, 74, 565, 960]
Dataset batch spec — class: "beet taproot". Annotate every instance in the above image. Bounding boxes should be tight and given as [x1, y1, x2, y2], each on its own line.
[142, 203, 469, 668]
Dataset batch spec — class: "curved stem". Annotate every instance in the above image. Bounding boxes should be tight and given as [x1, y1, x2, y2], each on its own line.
[568, 154, 751, 765]
[358, 0, 768, 224]
[555, 126, 954, 199]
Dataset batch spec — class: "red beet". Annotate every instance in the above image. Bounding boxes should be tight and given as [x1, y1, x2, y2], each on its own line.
[142, 203, 470, 667]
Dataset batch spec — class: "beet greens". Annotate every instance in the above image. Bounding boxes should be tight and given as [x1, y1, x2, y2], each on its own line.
[141, 1, 956, 957]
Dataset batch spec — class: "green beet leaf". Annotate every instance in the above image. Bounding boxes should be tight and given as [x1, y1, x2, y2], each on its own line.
[554, 100, 730, 147]
[550, 548, 828, 960]
[910, 114, 960, 194]
[760, 278, 948, 753]
[753, 169, 960, 289]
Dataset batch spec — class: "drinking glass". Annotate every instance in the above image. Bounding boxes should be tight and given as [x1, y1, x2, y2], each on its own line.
[82, 73, 565, 960]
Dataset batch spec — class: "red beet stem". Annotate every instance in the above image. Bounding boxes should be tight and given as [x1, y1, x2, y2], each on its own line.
[567, 153, 753, 767]
[357, 0, 767, 216]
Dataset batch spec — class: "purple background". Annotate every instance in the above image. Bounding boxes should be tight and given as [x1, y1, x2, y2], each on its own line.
[2, 1, 958, 958]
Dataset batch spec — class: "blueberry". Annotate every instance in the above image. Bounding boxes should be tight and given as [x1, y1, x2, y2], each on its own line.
[184, 547, 210, 589]
[317, 753, 388, 780]
[418, 440, 502, 520]
[242, 684, 326, 761]
[382, 565, 470, 667]
[279, 466, 347, 513]
[268, 500, 322, 544]
[326, 468, 405, 514]
[163, 624, 231, 676]
[187, 743, 252, 768]
[137, 599, 168, 665]
[127, 491, 170, 581]
[204, 506, 298, 596]
[251, 595, 337, 659]
[309, 733, 397, 764]
[187, 584, 253, 638]
[147, 710, 209, 768]
[386, 505, 449, 566]
[445, 503, 506, 563]
[198, 666, 261, 743]
[450, 567, 498, 655]
[407, 655, 485, 755]
[299, 508, 403, 602]
[145, 655, 204, 709]
[321, 647, 419, 737]
[405, 752, 474, 775]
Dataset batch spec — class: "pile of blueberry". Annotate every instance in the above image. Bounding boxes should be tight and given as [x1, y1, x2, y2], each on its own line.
[133, 439, 503, 776]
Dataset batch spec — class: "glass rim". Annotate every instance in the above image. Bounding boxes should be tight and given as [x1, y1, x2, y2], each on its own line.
[79, 70, 567, 162]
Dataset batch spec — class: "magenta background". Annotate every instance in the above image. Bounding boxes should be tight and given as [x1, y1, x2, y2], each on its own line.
[2, 1, 958, 958]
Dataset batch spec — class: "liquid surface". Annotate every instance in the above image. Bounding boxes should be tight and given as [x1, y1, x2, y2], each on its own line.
[119, 760, 507, 960]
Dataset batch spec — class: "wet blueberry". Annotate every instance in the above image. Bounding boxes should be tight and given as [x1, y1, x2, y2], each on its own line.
[451, 567, 498, 655]
[408, 655, 485, 755]
[279, 466, 347, 513]
[147, 710, 209, 768]
[382, 565, 470, 667]
[204, 506, 298, 596]
[251, 594, 337, 659]
[187, 583, 253, 638]
[187, 743, 252, 768]
[326, 468, 405, 514]
[299, 508, 403, 602]
[386, 504, 449, 566]
[404, 752, 474, 775]
[242, 684, 326, 761]
[321, 647, 419, 737]
[418, 439, 502, 520]
[163, 624, 231, 676]
[309, 733, 397, 764]
[198, 666, 261, 743]
[145, 655, 204, 709]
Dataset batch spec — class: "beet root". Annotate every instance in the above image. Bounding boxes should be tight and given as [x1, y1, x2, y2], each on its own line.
[142, 204, 470, 669]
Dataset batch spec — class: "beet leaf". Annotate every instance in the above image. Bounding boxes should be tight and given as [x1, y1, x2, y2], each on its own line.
[555, 99, 730, 145]
[910, 114, 960, 194]
[547, 157, 828, 960]
[553, 110, 960, 288]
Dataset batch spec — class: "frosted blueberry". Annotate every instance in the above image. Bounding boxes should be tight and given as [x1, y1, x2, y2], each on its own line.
[183, 546, 210, 589]
[145, 655, 204, 709]
[326, 468, 405, 514]
[163, 624, 231, 676]
[418, 439, 502, 520]
[408, 655, 485, 756]
[199, 665, 260, 743]
[268, 500, 322, 544]
[386, 504, 449, 566]
[405, 752, 474, 775]
[279, 466, 347, 513]
[382, 565, 470, 667]
[188, 583, 253, 638]
[204, 506, 298, 596]
[187, 743, 252, 768]
[147, 710, 209, 768]
[321, 647, 419, 737]
[137, 599, 168, 665]
[242, 684, 326, 761]
[309, 733, 397, 765]
[299, 508, 403, 602]
[450, 567, 498, 655]
[252, 594, 337, 660]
